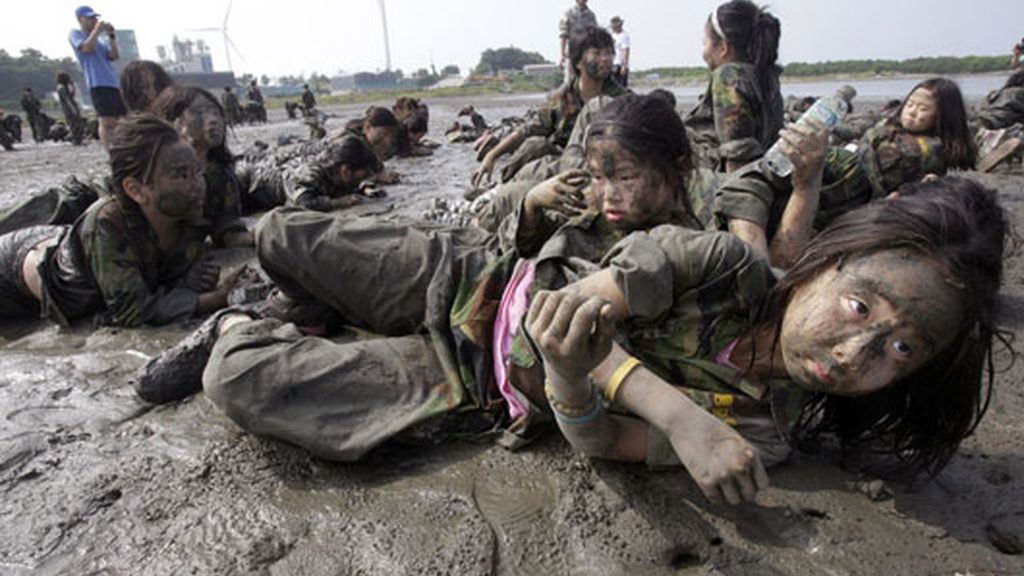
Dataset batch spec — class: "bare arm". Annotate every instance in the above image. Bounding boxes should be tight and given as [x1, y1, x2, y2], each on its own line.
[527, 274, 769, 505]
[471, 130, 526, 187]
[77, 22, 106, 54]
[766, 119, 827, 269]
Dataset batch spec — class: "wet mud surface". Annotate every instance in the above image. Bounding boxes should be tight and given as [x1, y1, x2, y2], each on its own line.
[1, 95, 1023, 575]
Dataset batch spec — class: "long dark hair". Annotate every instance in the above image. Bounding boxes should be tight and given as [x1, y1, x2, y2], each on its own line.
[586, 93, 695, 217]
[320, 134, 379, 174]
[758, 176, 1006, 476]
[709, 0, 781, 100]
[119, 60, 174, 113]
[151, 85, 234, 167]
[108, 114, 182, 205]
[893, 77, 976, 170]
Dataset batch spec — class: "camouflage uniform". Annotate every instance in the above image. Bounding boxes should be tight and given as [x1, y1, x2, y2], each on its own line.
[199, 189, 807, 465]
[559, 3, 598, 82]
[715, 123, 946, 238]
[199, 159, 247, 245]
[832, 109, 884, 145]
[684, 62, 784, 171]
[972, 86, 1024, 130]
[222, 89, 243, 126]
[57, 84, 86, 145]
[301, 87, 317, 113]
[235, 135, 378, 212]
[500, 78, 627, 182]
[29, 196, 209, 326]
[20, 92, 45, 143]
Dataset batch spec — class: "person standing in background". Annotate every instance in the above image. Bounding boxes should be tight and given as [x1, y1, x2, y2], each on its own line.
[68, 5, 126, 150]
[20, 88, 44, 144]
[610, 16, 631, 87]
[559, 0, 597, 84]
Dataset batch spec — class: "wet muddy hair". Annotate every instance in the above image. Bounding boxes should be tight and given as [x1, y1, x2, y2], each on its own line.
[55, 71, 73, 87]
[320, 134, 379, 176]
[708, 0, 781, 99]
[151, 85, 234, 167]
[568, 26, 615, 73]
[1004, 70, 1024, 89]
[364, 106, 400, 128]
[119, 60, 174, 113]
[586, 93, 695, 215]
[894, 77, 976, 170]
[108, 114, 182, 205]
[760, 176, 1006, 477]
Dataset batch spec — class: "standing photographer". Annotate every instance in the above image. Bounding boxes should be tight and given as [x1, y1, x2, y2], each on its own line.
[68, 5, 126, 150]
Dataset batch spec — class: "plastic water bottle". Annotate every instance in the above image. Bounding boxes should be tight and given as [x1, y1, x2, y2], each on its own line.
[764, 86, 855, 177]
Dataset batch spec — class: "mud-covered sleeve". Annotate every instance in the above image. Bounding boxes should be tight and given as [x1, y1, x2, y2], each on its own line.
[601, 226, 774, 320]
[283, 163, 334, 212]
[85, 219, 198, 327]
[713, 159, 790, 229]
[558, 10, 570, 37]
[974, 88, 1024, 130]
[517, 106, 558, 140]
[712, 66, 764, 163]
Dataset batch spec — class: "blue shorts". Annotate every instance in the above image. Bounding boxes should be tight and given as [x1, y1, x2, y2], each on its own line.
[90, 86, 127, 117]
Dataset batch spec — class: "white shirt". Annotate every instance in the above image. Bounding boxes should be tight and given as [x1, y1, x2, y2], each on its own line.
[612, 30, 631, 67]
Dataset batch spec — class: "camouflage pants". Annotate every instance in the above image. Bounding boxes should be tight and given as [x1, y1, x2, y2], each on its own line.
[0, 176, 101, 237]
[203, 207, 494, 460]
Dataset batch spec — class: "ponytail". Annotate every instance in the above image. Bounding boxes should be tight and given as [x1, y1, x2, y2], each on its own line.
[711, 1, 781, 97]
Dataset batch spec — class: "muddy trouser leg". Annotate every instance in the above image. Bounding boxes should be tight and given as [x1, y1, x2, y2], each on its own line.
[473, 180, 534, 233]
[0, 225, 62, 317]
[204, 318, 452, 461]
[256, 207, 487, 336]
[0, 178, 99, 237]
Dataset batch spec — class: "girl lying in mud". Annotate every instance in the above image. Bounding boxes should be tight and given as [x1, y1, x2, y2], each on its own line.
[528, 175, 1003, 505]
[0, 114, 239, 326]
[136, 95, 1003, 510]
[717, 76, 977, 268]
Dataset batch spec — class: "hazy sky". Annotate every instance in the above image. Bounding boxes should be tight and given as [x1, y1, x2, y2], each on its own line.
[3, 1, 1020, 79]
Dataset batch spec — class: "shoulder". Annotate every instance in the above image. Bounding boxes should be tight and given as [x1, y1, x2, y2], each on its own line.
[713, 62, 756, 89]
[69, 29, 86, 45]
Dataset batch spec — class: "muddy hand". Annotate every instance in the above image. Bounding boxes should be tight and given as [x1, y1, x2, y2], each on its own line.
[184, 256, 221, 293]
[525, 170, 590, 217]
[472, 156, 495, 188]
[666, 409, 769, 506]
[526, 290, 615, 383]
[778, 118, 828, 188]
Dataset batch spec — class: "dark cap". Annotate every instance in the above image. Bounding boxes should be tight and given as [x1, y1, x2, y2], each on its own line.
[610, 16, 623, 25]
[75, 5, 100, 19]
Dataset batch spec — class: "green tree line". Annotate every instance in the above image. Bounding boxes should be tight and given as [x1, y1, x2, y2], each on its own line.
[0, 48, 84, 111]
[644, 55, 1013, 80]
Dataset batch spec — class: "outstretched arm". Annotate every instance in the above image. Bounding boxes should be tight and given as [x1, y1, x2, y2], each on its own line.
[527, 275, 769, 505]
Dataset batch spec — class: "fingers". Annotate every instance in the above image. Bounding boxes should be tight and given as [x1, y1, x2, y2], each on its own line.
[563, 296, 606, 347]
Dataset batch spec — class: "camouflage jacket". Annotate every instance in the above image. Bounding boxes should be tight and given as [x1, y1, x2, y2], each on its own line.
[684, 62, 784, 169]
[451, 203, 802, 462]
[38, 196, 207, 326]
[973, 86, 1024, 130]
[715, 123, 945, 237]
[201, 159, 247, 245]
[518, 77, 627, 149]
[559, 4, 597, 37]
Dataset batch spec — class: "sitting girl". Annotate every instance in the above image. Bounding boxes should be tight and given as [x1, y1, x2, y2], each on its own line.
[0, 115, 237, 326]
[684, 0, 785, 173]
[716, 77, 976, 267]
[529, 175, 1004, 505]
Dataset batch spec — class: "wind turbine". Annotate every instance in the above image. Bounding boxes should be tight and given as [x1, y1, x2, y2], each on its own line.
[188, 0, 246, 71]
[378, 0, 392, 71]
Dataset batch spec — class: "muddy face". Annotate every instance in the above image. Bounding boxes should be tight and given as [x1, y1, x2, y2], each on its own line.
[580, 47, 614, 81]
[779, 250, 963, 396]
[900, 88, 938, 134]
[587, 139, 673, 231]
[145, 141, 206, 222]
[334, 165, 370, 192]
[177, 96, 226, 151]
[365, 125, 397, 160]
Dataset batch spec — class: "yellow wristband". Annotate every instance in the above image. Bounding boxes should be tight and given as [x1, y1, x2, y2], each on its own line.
[604, 356, 641, 403]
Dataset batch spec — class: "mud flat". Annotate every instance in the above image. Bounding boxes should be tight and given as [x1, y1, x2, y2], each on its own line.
[0, 94, 1022, 575]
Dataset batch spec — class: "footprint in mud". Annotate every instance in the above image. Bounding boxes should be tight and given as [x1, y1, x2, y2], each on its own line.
[472, 472, 565, 575]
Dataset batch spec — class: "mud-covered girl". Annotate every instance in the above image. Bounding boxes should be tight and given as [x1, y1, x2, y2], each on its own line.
[529, 175, 1003, 505]
[0, 115, 237, 326]
[717, 77, 976, 267]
